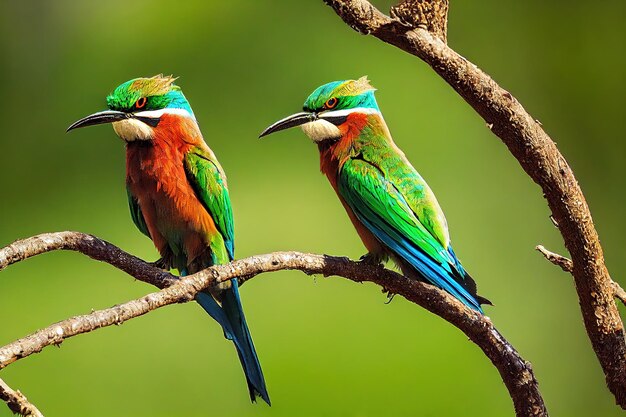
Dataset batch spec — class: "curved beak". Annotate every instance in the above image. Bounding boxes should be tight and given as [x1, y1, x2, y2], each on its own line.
[259, 112, 316, 138]
[67, 110, 130, 132]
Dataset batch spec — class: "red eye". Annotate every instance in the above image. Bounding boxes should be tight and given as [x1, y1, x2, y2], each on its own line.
[325, 97, 338, 109]
[135, 97, 147, 109]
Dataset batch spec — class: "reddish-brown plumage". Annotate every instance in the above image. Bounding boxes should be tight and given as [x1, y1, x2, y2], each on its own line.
[125, 114, 218, 264]
[318, 113, 384, 256]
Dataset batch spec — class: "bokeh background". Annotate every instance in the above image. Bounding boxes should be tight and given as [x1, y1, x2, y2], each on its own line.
[1, 1, 625, 416]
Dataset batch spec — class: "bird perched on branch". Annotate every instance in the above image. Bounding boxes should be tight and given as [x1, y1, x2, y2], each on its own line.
[260, 77, 490, 313]
[67, 75, 270, 404]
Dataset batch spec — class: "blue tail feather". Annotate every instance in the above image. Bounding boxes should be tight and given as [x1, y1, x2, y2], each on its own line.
[354, 214, 484, 313]
[181, 268, 270, 404]
[195, 280, 270, 405]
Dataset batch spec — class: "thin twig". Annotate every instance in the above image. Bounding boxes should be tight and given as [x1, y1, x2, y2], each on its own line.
[0, 231, 545, 417]
[0, 378, 44, 417]
[536, 245, 626, 307]
[535, 245, 573, 273]
[323, 0, 625, 410]
[612, 282, 626, 307]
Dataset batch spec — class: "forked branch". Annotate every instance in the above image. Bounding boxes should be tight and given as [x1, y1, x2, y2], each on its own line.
[0, 231, 545, 416]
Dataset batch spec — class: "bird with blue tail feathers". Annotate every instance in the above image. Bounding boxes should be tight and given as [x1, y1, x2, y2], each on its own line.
[260, 77, 491, 313]
[67, 75, 270, 404]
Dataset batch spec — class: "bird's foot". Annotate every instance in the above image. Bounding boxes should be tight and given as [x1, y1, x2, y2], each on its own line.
[150, 257, 172, 271]
[381, 287, 397, 304]
[359, 252, 384, 267]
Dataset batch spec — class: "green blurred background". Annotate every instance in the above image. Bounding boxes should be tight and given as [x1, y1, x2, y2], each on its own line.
[1, 0, 625, 416]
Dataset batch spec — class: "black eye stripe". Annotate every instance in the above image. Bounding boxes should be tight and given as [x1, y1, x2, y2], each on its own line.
[135, 116, 160, 127]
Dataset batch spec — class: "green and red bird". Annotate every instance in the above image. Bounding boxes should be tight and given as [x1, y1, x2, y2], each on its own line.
[68, 75, 270, 404]
[260, 77, 490, 312]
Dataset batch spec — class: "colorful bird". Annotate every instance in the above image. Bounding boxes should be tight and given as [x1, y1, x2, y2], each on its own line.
[260, 77, 490, 312]
[67, 75, 270, 404]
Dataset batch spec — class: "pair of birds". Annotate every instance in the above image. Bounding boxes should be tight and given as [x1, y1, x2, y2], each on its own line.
[67, 75, 490, 405]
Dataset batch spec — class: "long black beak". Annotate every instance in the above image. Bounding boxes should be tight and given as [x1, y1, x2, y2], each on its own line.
[259, 112, 316, 138]
[66, 110, 130, 132]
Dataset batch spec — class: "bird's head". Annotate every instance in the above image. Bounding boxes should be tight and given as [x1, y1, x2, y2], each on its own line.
[259, 76, 379, 142]
[67, 74, 195, 141]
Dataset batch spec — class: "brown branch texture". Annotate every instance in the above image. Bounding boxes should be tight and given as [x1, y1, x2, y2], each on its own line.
[0, 378, 43, 417]
[0, 231, 545, 417]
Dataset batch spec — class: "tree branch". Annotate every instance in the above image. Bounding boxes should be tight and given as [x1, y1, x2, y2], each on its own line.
[0, 231, 176, 288]
[536, 245, 626, 306]
[390, 0, 448, 43]
[0, 378, 43, 417]
[535, 245, 573, 273]
[322, 0, 626, 409]
[613, 282, 626, 307]
[0, 231, 545, 417]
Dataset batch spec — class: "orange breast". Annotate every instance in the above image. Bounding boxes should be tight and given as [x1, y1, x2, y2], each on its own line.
[125, 115, 217, 263]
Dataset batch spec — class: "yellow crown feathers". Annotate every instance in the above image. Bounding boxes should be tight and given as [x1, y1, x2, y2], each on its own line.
[334, 76, 376, 97]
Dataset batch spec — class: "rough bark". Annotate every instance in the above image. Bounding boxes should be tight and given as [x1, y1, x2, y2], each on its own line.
[390, 0, 448, 42]
[0, 378, 43, 417]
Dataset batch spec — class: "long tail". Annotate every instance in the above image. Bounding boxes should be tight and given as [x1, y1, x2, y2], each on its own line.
[195, 279, 270, 405]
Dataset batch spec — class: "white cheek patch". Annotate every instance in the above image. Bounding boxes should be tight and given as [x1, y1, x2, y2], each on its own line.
[112, 119, 153, 142]
[322, 107, 380, 118]
[300, 119, 341, 142]
[134, 108, 193, 119]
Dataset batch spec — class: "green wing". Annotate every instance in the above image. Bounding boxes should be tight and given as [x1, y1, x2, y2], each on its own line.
[338, 155, 482, 311]
[127, 187, 150, 238]
[370, 145, 450, 250]
[184, 148, 235, 261]
[339, 157, 451, 266]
